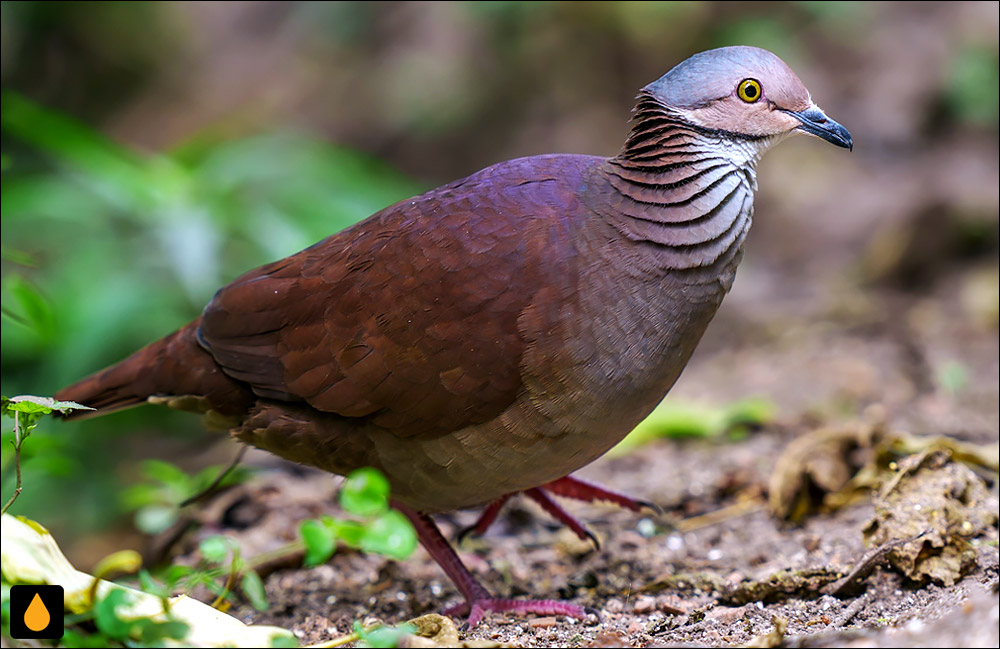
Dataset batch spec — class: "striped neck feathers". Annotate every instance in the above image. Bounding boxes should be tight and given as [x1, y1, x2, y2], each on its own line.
[601, 92, 783, 270]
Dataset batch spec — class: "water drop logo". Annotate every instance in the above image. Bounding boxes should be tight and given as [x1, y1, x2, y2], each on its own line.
[9, 585, 64, 639]
[25, 592, 51, 631]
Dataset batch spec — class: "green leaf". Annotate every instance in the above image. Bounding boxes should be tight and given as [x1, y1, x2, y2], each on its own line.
[1, 91, 155, 213]
[300, 519, 337, 566]
[163, 564, 196, 586]
[241, 570, 270, 612]
[270, 634, 302, 648]
[136, 617, 190, 644]
[936, 360, 969, 394]
[325, 517, 365, 547]
[611, 397, 775, 456]
[59, 629, 112, 648]
[358, 623, 417, 648]
[140, 459, 192, 490]
[134, 504, 178, 535]
[2, 394, 93, 416]
[4, 275, 56, 339]
[120, 483, 163, 510]
[340, 467, 390, 516]
[199, 535, 231, 563]
[192, 463, 253, 492]
[93, 588, 134, 640]
[360, 509, 418, 560]
[138, 569, 170, 599]
[947, 48, 1000, 126]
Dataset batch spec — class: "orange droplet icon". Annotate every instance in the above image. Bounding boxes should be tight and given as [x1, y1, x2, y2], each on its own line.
[25, 592, 51, 632]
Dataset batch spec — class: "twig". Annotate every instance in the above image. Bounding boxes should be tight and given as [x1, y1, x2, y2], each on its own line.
[675, 497, 764, 532]
[824, 529, 931, 598]
[831, 592, 869, 626]
[2, 411, 25, 515]
[306, 630, 360, 648]
[179, 446, 248, 507]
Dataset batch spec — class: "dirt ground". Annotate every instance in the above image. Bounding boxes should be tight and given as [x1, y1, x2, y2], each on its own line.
[161, 232, 999, 648]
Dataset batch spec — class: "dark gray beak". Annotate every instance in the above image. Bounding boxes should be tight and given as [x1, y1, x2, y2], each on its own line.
[786, 106, 853, 151]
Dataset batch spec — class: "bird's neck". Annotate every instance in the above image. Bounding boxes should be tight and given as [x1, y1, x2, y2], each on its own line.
[597, 94, 777, 272]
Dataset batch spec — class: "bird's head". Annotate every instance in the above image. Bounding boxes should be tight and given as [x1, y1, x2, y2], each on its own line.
[644, 45, 852, 151]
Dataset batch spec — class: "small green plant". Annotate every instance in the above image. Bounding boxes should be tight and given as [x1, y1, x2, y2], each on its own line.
[355, 620, 417, 648]
[121, 535, 270, 615]
[184, 535, 270, 612]
[300, 467, 418, 566]
[1, 394, 92, 514]
[0, 392, 415, 643]
[60, 587, 190, 648]
[610, 396, 775, 456]
[0, 513, 296, 647]
[317, 620, 418, 649]
[121, 457, 253, 534]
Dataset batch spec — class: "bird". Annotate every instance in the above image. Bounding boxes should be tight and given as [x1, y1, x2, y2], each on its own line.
[55, 46, 852, 625]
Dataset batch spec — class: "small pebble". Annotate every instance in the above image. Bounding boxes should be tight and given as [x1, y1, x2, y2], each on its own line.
[530, 616, 557, 628]
[633, 595, 657, 614]
[660, 595, 688, 616]
[605, 598, 624, 613]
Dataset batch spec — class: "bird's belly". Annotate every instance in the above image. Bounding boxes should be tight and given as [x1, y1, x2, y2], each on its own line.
[373, 274, 727, 512]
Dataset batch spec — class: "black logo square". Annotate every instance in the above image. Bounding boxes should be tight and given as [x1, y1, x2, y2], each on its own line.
[9, 584, 64, 639]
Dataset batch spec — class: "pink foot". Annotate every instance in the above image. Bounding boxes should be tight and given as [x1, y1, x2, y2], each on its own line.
[393, 501, 586, 627]
[459, 474, 658, 547]
[443, 597, 586, 627]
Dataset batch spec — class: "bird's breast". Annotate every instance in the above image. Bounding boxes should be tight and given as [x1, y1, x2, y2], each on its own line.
[376, 222, 736, 512]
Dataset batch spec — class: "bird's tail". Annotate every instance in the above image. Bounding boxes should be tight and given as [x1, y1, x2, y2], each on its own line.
[55, 319, 251, 422]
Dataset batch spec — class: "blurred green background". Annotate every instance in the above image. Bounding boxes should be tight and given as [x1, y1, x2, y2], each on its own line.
[2, 1, 998, 564]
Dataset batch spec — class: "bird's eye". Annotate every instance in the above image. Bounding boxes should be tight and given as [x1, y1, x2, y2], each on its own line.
[737, 78, 762, 103]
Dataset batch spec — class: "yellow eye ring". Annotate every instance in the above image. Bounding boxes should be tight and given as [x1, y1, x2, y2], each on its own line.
[737, 78, 762, 103]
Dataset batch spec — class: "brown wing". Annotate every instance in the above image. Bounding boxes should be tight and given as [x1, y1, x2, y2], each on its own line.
[198, 158, 583, 437]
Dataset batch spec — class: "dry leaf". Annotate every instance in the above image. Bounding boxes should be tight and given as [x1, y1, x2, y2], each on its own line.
[863, 449, 998, 586]
[768, 417, 890, 521]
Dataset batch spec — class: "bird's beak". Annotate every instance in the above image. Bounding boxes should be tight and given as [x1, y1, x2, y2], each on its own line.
[785, 105, 853, 151]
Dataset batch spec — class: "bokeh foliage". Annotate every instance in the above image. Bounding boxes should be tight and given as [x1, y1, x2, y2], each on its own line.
[1, 92, 422, 536]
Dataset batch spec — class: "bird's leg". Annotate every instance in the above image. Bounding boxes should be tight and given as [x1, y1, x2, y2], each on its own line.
[458, 474, 658, 544]
[392, 500, 586, 626]
[455, 493, 513, 544]
[541, 475, 659, 513]
[525, 487, 600, 549]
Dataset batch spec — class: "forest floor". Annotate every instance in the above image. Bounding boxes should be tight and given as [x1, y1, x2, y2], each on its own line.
[167, 247, 998, 648]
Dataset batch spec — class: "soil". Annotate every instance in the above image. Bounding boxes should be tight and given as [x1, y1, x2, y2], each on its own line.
[168, 242, 999, 647]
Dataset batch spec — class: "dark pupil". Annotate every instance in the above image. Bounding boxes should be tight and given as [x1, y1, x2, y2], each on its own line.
[744, 84, 757, 98]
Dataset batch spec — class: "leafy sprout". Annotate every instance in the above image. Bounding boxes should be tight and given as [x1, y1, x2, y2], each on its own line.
[300, 468, 417, 567]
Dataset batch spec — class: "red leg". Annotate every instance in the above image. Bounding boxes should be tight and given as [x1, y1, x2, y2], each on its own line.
[392, 500, 586, 626]
[541, 475, 659, 512]
[525, 487, 600, 549]
[456, 493, 513, 544]
[460, 474, 658, 542]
